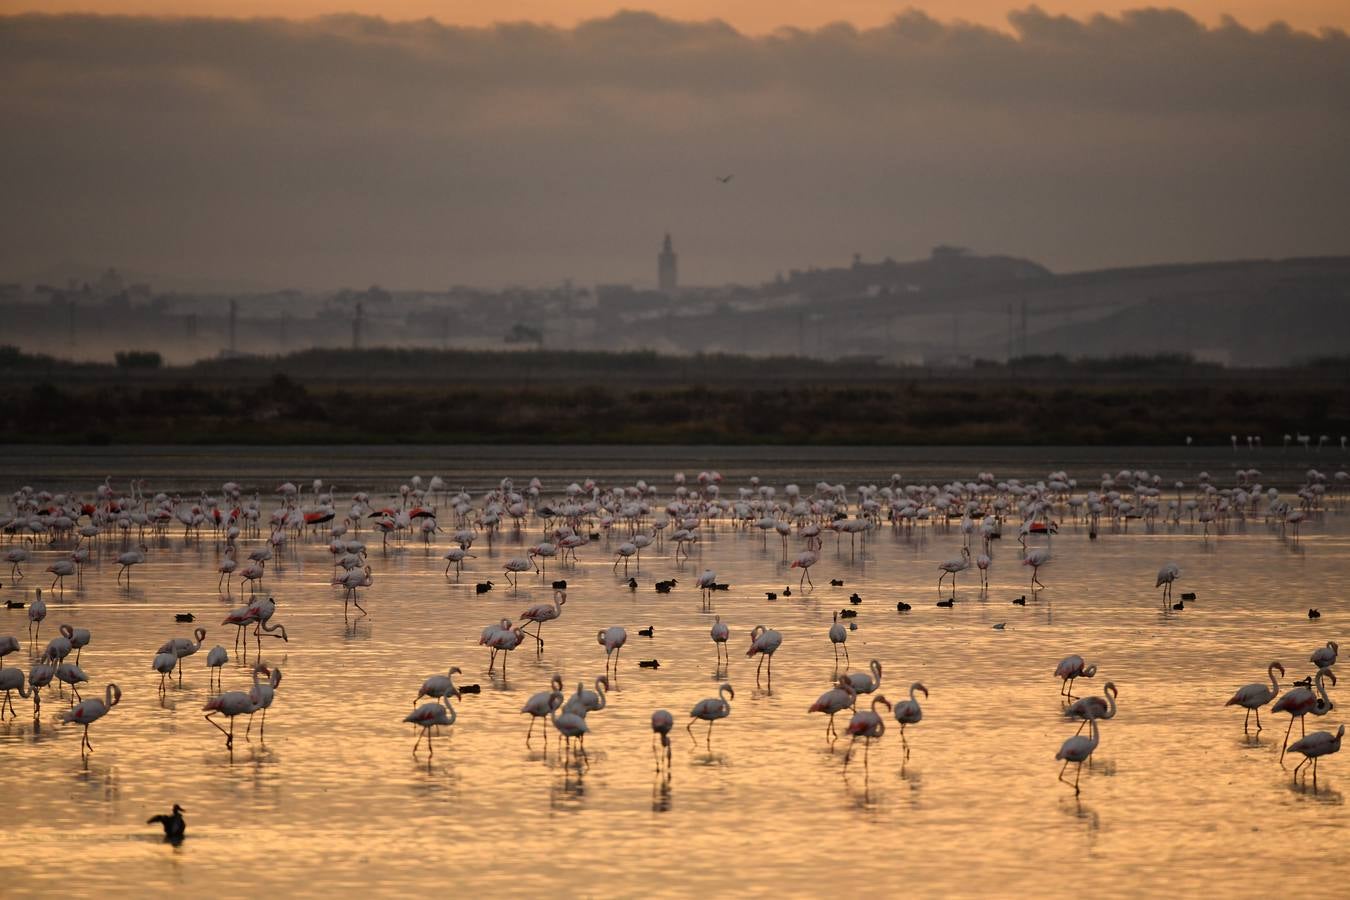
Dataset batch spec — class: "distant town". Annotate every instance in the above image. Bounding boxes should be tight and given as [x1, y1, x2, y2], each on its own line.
[4, 239, 1349, 367]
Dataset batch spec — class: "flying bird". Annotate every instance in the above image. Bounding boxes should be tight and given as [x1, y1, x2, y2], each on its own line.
[715, 174, 734, 183]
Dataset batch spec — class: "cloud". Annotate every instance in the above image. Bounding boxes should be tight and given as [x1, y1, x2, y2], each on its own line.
[1, 8, 1347, 288]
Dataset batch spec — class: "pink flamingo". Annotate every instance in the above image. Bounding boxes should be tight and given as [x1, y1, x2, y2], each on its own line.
[809, 675, 858, 741]
[652, 709, 674, 770]
[688, 682, 734, 750]
[893, 682, 927, 758]
[61, 682, 121, 755]
[1226, 661, 1284, 733]
[1056, 714, 1101, 794]
[844, 694, 890, 770]
[1054, 654, 1097, 699]
[405, 698, 456, 756]
[747, 625, 782, 687]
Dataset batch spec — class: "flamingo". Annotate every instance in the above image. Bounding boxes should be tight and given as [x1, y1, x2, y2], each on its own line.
[652, 709, 675, 771]
[250, 596, 288, 652]
[0, 634, 19, 668]
[487, 623, 527, 677]
[844, 694, 890, 770]
[59, 624, 91, 664]
[1064, 682, 1118, 736]
[564, 676, 610, 721]
[747, 624, 782, 687]
[442, 547, 475, 578]
[688, 682, 733, 750]
[415, 666, 463, 707]
[28, 594, 46, 641]
[550, 700, 590, 762]
[116, 544, 148, 585]
[1226, 661, 1284, 733]
[937, 547, 971, 595]
[829, 612, 849, 667]
[710, 615, 730, 666]
[158, 627, 207, 686]
[808, 675, 858, 741]
[60, 682, 122, 754]
[217, 547, 238, 590]
[0, 667, 32, 719]
[46, 559, 76, 591]
[152, 651, 178, 692]
[1054, 654, 1097, 699]
[613, 542, 638, 575]
[503, 557, 532, 590]
[1024, 548, 1050, 591]
[697, 569, 717, 607]
[28, 662, 54, 716]
[244, 664, 282, 737]
[203, 689, 257, 749]
[333, 565, 373, 614]
[1056, 714, 1101, 794]
[790, 551, 818, 589]
[598, 626, 627, 674]
[519, 592, 566, 651]
[845, 659, 882, 698]
[1311, 641, 1339, 669]
[205, 644, 228, 689]
[893, 682, 927, 758]
[975, 552, 991, 589]
[1289, 724, 1345, 784]
[520, 675, 564, 747]
[405, 698, 457, 756]
[6, 547, 28, 580]
[44, 631, 72, 665]
[1273, 668, 1335, 762]
[55, 662, 89, 701]
[1155, 562, 1181, 603]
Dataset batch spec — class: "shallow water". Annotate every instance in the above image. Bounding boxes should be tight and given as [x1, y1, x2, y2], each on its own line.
[2, 446, 1348, 898]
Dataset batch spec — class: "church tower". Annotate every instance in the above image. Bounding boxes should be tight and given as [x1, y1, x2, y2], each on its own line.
[657, 233, 678, 294]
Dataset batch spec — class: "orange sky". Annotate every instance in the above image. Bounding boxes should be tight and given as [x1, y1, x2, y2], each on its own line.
[5, 0, 1348, 32]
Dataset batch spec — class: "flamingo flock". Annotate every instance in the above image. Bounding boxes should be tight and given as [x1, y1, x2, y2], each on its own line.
[0, 462, 1344, 802]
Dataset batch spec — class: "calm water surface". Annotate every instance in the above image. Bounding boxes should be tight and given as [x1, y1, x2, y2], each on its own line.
[2, 445, 1348, 898]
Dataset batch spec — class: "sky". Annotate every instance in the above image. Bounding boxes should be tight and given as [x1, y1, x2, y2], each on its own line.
[2, 6, 1348, 290]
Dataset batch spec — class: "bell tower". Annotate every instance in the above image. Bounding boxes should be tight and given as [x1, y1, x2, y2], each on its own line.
[657, 233, 678, 294]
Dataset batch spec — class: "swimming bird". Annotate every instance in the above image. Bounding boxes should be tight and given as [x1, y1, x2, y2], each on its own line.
[747, 624, 782, 687]
[61, 682, 121, 755]
[688, 682, 733, 750]
[893, 682, 927, 758]
[1226, 661, 1284, 733]
[147, 805, 185, 844]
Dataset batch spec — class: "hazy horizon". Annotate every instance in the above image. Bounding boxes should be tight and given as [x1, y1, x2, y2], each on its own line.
[3, 7, 1349, 291]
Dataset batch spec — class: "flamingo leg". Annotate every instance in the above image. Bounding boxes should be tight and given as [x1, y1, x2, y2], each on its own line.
[1281, 717, 1296, 764]
[1255, 708, 1262, 731]
[706, 720, 713, 751]
[687, 718, 697, 745]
